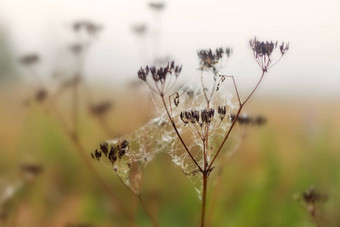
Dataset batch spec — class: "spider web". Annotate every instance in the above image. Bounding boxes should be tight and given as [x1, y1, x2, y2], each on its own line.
[100, 79, 237, 197]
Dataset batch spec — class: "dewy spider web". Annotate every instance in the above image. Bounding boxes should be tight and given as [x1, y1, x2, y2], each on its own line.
[99, 80, 237, 197]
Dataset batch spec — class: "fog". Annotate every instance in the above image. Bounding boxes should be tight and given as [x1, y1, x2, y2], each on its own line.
[1, 0, 340, 97]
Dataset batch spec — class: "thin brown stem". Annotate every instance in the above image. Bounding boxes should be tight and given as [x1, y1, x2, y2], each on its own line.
[224, 75, 241, 106]
[312, 214, 321, 227]
[160, 94, 203, 172]
[137, 195, 159, 227]
[73, 73, 79, 140]
[201, 172, 208, 227]
[201, 70, 209, 105]
[208, 71, 265, 170]
[242, 71, 265, 106]
[47, 101, 133, 219]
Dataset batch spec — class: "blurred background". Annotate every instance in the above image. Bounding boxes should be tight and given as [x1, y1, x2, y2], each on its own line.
[0, 0, 340, 226]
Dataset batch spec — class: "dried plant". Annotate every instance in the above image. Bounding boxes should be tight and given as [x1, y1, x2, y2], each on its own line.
[296, 186, 329, 227]
[95, 37, 289, 226]
[18, 20, 135, 222]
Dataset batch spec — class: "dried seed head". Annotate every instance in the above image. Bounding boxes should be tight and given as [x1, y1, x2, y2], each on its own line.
[89, 101, 112, 116]
[303, 187, 328, 205]
[108, 145, 117, 164]
[91, 149, 102, 161]
[69, 43, 84, 55]
[229, 113, 267, 126]
[132, 24, 147, 36]
[149, 2, 165, 11]
[19, 54, 39, 66]
[217, 105, 227, 120]
[118, 140, 129, 159]
[173, 92, 180, 107]
[35, 89, 48, 102]
[249, 37, 288, 72]
[137, 61, 182, 95]
[280, 42, 289, 55]
[249, 37, 277, 58]
[201, 108, 215, 123]
[180, 111, 189, 124]
[197, 48, 223, 69]
[100, 142, 109, 156]
[253, 116, 267, 126]
[181, 108, 215, 126]
[72, 20, 102, 36]
[20, 163, 43, 179]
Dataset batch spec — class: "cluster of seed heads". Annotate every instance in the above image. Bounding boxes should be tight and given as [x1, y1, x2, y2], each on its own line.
[72, 20, 102, 35]
[138, 61, 182, 95]
[249, 37, 289, 72]
[197, 48, 231, 69]
[20, 163, 43, 179]
[19, 54, 39, 66]
[229, 114, 267, 126]
[217, 105, 227, 120]
[180, 108, 215, 126]
[148, 1, 165, 11]
[302, 187, 328, 205]
[138, 61, 182, 82]
[132, 24, 147, 36]
[249, 38, 278, 58]
[89, 101, 112, 116]
[92, 140, 129, 166]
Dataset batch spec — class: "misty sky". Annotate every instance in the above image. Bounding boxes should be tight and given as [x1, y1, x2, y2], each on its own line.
[1, 0, 340, 97]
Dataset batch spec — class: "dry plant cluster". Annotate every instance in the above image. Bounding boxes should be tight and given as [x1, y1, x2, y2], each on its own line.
[9, 8, 331, 226]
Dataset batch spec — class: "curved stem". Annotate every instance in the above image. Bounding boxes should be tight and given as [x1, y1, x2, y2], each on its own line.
[48, 102, 133, 219]
[160, 94, 203, 172]
[208, 71, 265, 170]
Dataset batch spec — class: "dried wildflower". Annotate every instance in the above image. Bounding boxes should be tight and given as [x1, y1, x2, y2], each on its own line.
[280, 42, 289, 55]
[138, 61, 182, 95]
[92, 140, 129, 164]
[19, 54, 39, 66]
[72, 20, 102, 36]
[20, 163, 43, 180]
[296, 186, 329, 226]
[180, 108, 215, 127]
[217, 105, 227, 120]
[303, 186, 328, 205]
[148, 1, 165, 11]
[229, 113, 267, 126]
[249, 37, 289, 72]
[197, 48, 225, 69]
[91, 149, 102, 161]
[35, 89, 48, 102]
[69, 43, 84, 55]
[253, 116, 267, 126]
[132, 24, 147, 36]
[89, 101, 112, 116]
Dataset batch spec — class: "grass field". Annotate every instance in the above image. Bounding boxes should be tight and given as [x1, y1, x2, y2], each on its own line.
[1, 84, 339, 227]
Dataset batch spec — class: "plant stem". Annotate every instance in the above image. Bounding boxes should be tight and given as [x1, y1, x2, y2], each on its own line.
[312, 214, 321, 227]
[137, 195, 159, 227]
[208, 71, 265, 170]
[160, 94, 203, 172]
[201, 172, 208, 227]
[48, 102, 133, 219]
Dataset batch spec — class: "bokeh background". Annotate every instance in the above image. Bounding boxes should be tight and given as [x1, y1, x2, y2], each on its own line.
[1, 0, 340, 226]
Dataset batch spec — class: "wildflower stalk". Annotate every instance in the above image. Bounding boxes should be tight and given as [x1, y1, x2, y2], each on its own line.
[49, 102, 133, 219]
[312, 214, 321, 227]
[136, 39, 288, 226]
[114, 172, 159, 227]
